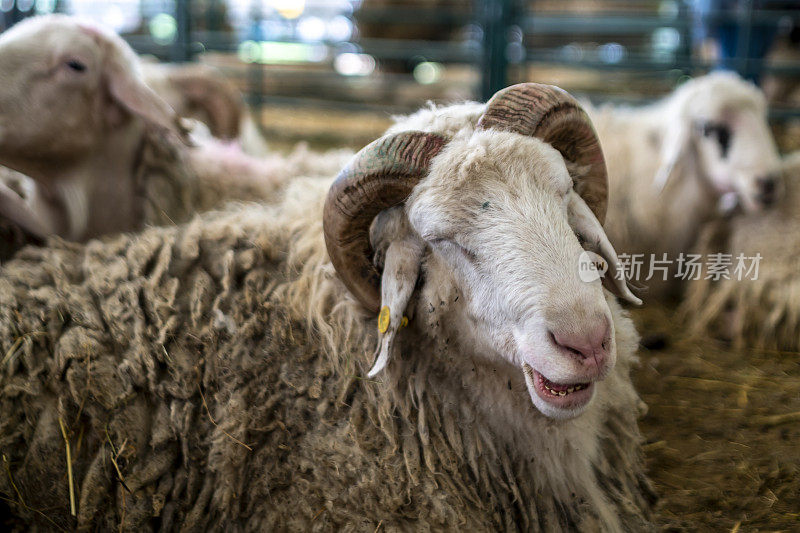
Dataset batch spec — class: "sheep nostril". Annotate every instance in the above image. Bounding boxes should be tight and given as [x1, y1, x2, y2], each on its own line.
[549, 320, 610, 367]
[757, 175, 777, 196]
[762, 181, 775, 195]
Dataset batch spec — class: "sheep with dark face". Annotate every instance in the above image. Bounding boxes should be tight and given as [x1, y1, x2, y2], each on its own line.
[0, 15, 352, 251]
[589, 72, 783, 299]
[0, 83, 653, 531]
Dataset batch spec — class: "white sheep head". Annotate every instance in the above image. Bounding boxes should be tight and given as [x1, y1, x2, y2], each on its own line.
[324, 83, 639, 420]
[656, 71, 782, 211]
[0, 15, 179, 240]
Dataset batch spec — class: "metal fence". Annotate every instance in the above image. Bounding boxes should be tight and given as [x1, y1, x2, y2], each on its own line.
[2, 0, 800, 120]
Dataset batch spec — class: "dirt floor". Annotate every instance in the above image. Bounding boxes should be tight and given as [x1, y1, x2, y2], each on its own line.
[633, 305, 800, 531]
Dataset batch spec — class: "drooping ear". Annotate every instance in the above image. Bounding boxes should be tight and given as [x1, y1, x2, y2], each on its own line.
[567, 191, 642, 306]
[103, 49, 179, 133]
[323, 131, 447, 312]
[653, 120, 693, 193]
[366, 208, 424, 377]
[165, 65, 243, 139]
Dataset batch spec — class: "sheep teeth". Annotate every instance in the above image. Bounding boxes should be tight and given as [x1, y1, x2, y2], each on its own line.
[542, 382, 589, 396]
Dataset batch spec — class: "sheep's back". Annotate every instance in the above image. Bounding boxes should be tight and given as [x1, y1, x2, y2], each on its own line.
[0, 205, 501, 531]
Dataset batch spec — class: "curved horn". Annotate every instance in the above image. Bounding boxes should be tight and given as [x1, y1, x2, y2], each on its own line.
[323, 131, 448, 312]
[477, 83, 609, 224]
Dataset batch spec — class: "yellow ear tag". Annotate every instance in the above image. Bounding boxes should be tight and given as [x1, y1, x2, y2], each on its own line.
[401, 316, 408, 328]
[378, 306, 391, 333]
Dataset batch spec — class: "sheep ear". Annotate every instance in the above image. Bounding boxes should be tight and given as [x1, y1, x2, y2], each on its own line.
[104, 55, 178, 132]
[653, 120, 692, 193]
[367, 238, 423, 378]
[567, 191, 642, 306]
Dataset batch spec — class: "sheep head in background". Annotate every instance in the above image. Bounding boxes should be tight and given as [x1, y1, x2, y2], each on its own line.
[655, 71, 782, 211]
[325, 83, 639, 420]
[0, 15, 315, 255]
[0, 15, 185, 242]
[140, 61, 273, 157]
[593, 71, 783, 300]
[140, 62, 243, 141]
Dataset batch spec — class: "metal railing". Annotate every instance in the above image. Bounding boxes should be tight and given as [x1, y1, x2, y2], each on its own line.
[2, 0, 799, 121]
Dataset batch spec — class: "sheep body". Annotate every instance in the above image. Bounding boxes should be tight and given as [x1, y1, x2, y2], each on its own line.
[0, 168, 654, 531]
[682, 153, 800, 350]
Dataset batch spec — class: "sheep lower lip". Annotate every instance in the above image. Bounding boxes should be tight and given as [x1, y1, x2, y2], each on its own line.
[522, 364, 594, 408]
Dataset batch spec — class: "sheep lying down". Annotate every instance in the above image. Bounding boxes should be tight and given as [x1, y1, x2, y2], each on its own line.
[682, 152, 800, 351]
[0, 15, 352, 254]
[0, 83, 654, 531]
[590, 72, 782, 300]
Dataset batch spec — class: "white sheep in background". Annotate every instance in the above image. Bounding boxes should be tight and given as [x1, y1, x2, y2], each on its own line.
[0, 15, 352, 250]
[588, 72, 783, 300]
[0, 83, 653, 531]
[140, 61, 273, 157]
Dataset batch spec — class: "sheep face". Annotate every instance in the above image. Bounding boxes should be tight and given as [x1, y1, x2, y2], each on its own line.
[326, 84, 637, 420]
[0, 16, 105, 162]
[0, 15, 175, 175]
[693, 103, 781, 211]
[660, 72, 782, 211]
[406, 131, 616, 420]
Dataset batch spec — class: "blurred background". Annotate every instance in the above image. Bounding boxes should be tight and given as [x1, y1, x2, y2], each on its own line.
[2, 0, 799, 149]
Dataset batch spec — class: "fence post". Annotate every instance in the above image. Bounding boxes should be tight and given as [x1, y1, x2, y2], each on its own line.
[677, 0, 693, 75]
[736, 0, 754, 80]
[172, 0, 193, 63]
[479, 0, 513, 100]
[246, 2, 266, 109]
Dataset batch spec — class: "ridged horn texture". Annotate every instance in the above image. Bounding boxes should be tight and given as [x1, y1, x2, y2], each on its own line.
[323, 131, 448, 312]
[477, 83, 609, 224]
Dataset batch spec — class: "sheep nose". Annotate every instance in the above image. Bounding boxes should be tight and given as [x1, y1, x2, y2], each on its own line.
[549, 318, 610, 370]
[756, 174, 778, 206]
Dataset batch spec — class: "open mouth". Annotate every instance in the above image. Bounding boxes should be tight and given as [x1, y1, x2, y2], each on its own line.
[522, 363, 594, 410]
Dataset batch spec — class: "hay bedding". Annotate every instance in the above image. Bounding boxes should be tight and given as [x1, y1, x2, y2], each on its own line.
[0, 200, 653, 532]
[632, 306, 800, 531]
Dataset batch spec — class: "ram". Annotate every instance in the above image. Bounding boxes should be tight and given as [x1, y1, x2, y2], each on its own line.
[0, 15, 352, 251]
[589, 72, 782, 299]
[0, 83, 653, 531]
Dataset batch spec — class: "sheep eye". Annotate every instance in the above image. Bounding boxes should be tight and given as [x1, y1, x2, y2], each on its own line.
[701, 122, 731, 158]
[66, 60, 87, 73]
